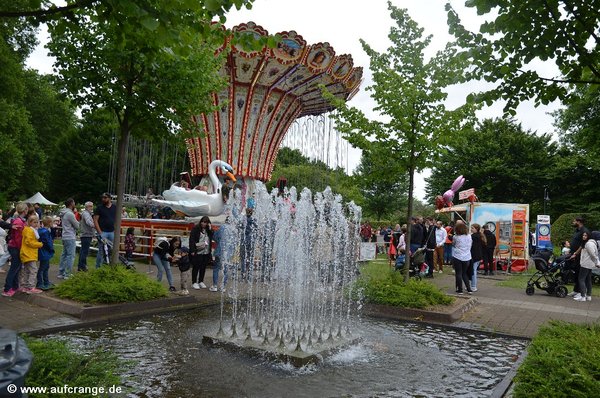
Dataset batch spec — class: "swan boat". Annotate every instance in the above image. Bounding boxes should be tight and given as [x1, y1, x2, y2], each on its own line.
[153, 160, 236, 217]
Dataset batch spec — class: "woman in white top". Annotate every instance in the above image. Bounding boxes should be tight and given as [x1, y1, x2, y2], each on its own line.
[575, 232, 599, 302]
[452, 222, 473, 294]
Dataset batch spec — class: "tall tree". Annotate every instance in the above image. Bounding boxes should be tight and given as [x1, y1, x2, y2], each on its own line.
[268, 148, 364, 206]
[49, 108, 114, 203]
[354, 142, 408, 221]
[324, 2, 475, 280]
[44, 0, 257, 263]
[446, 0, 600, 113]
[426, 118, 558, 218]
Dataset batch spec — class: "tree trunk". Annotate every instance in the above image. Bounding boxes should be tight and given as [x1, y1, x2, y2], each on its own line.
[404, 162, 415, 282]
[111, 120, 131, 265]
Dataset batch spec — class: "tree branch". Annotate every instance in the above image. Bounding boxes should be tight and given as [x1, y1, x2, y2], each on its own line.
[0, 0, 96, 18]
[561, 0, 600, 47]
[542, 0, 600, 80]
[519, 69, 600, 85]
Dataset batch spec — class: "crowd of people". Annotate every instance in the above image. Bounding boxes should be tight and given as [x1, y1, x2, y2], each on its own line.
[360, 217, 498, 294]
[0, 194, 119, 297]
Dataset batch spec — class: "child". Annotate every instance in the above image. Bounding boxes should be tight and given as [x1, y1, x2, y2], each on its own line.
[19, 215, 43, 294]
[561, 240, 571, 256]
[124, 227, 135, 262]
[172, 246, 191, 295]
[37, 216, 55, 290]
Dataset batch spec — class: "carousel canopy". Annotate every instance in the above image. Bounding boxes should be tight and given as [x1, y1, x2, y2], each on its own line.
[187, 22, 363, 181]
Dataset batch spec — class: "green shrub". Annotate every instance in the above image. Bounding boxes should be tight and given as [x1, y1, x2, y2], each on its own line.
[356, 263, 454, 308]
[24, 336, 126, 397]
[513, 320, 600, 398]
[53, 265, 167, 304]
[552, 212, 600, 248]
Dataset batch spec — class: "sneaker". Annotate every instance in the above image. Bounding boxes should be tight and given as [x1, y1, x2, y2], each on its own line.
[169, 286, 176, 292]
[438, 270, 444, 273]
[586, 296, 592, 302]
[209, 285, 218, 292]
[574, 296, 586, 302]
[220, 285, 226, 293]
[199, 282, 207, 289]
[182, 289, 189, 295]
[192, 283, 201, 290]
[573, 293, 582, 299]
[467, 290, 473, 295]
[472, 287, 478, 292]
[26, 288, 43, 294]
[568, 291, 577, 297]
[57, 274, 65, 279]
[1, 289, 15, 297]
[457, 291, 464, 295]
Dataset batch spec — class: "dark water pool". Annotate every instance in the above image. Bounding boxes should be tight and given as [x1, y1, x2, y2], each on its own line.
[54, 309, 527, 397]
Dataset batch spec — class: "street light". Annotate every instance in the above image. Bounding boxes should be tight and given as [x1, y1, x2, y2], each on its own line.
[543, 186, 550, 214]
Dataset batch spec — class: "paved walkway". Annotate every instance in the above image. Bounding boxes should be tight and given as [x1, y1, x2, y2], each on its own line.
[1, 266, 600, 338]
[427, 269, 600, 337]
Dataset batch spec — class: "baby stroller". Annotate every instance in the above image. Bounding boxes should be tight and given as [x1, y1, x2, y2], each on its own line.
[395, 247, 428, 280]
[99, 237, 136, 270]
[525, 250, 567, 297]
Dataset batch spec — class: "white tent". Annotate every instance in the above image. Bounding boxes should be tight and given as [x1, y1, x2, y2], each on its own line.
[23, 192, 57, 206]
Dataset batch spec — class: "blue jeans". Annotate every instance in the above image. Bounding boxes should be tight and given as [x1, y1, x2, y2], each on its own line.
[471, 260, 480, 289]
[59, 239, 76, 277]
[444, 243, 453, 264]
[410, 243, 421, 256]
[152, 252, 174, 287]
[212, 256, 228, 287]
[96, 231, 114, 268]
[4, 247, 22, 292]
[78, 236, 92, 270]
[37, 259, 50, 288]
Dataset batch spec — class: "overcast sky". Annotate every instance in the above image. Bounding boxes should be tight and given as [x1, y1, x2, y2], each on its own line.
[27, 0, 561, 200]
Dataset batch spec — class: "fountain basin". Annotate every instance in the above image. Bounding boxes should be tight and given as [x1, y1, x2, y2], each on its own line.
[202, 334, 362, 368]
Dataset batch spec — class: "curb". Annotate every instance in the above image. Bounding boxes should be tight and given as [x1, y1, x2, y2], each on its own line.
[15, 293, 200, 320]
[363, 296, 478, 323]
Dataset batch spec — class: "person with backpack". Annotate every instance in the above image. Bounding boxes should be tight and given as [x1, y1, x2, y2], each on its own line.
[2, 202, 27, 297]
[574, 231, 600, 302]
[567, 216, 591, 299]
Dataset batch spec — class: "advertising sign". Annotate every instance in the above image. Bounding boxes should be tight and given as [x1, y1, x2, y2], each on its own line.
[536, 215, 552, 250]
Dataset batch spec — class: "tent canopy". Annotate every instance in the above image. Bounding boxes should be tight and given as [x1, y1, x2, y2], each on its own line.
[23, 192, 57, 206]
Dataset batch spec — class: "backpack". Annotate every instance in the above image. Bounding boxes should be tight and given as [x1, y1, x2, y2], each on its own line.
[591, 231, 600, 248]
[4, 220, 13, 244]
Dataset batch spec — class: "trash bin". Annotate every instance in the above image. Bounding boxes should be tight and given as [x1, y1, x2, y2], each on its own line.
[0, 328, 33, 398]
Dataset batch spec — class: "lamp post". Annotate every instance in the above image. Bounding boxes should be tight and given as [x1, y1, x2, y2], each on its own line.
[543, 186, 550, 214]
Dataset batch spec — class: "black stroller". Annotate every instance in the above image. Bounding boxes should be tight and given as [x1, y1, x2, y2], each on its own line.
[525, 250, 568, 297]
[395, 247, 428, 280]
[99, 237, 135, 270]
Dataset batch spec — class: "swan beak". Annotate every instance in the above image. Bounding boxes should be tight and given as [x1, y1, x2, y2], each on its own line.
[226, 171, 237, 183]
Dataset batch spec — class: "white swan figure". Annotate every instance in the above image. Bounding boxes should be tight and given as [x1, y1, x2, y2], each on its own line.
[153, 160, 236, 217]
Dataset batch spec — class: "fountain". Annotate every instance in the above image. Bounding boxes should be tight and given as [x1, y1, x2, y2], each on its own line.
[202, 182, 363, 367]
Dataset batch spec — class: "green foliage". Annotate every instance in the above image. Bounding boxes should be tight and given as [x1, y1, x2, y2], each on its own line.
[551, 213, 600, 249]
[513, 321, 600, 398]
[356, 261, 454, 308]
[268, 148, 364, 206]
[48, 109, 114, 203]
[54, 265, 167, 304]
[323, 3, 476, 280]
[446, 1, 600, 113]
[24, 336, 125, 398]
[355, 141, 408, 220]
[425, 118, 558, 218]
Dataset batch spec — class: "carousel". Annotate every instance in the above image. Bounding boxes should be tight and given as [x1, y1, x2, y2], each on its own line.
[157, 21, 363, 217]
